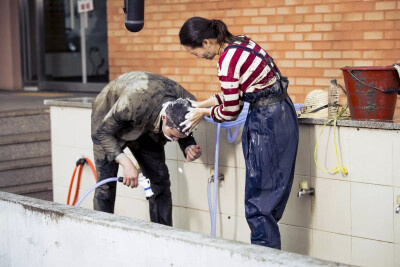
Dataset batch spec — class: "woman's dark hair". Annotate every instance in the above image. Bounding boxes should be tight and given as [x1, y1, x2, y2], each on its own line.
[179, 17, 248, 48]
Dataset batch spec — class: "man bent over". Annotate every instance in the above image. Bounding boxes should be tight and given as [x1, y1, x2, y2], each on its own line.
[91, 71, 202, 226]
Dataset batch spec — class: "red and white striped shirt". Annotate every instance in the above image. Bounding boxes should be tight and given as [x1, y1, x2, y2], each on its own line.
[211, 37, 278, 122]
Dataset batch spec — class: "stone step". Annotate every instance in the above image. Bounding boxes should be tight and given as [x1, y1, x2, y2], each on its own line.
[1, 181, 52, 198]
[0, 131, 50, 146]
[0, 109, 50, 136]
[0, 156, 51, 171]
[0, 140, 51, 162]
[0, 160, 52, 188]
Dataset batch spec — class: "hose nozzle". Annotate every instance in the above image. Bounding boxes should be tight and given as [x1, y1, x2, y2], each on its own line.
[117, 175, 154, 199]
[138, 176, 154, 199]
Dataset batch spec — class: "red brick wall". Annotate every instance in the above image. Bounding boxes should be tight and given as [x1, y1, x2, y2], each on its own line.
[107, 0, 400, 114]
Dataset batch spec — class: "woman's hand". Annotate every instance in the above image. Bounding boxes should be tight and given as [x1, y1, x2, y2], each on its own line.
[180, 107, 211, 133]
[116, 155, 139, 188]
[188, 96, 218, 109]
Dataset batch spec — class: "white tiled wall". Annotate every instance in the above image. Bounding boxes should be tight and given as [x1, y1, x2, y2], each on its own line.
[50, 107, 93, 149]
[280, 175, 312, 228]
[396, 244, 400, 267]
[294, 125, 310, 176]
[352, 237, 395, 267]
[394, 187, 400, 244]
[177, 161, 211, 211]
[312, 230, 352, 265]
[348, 128, 393, 186]
[51, 106, 400, 266]
[393, 131, 400, 188]
[351, 182, 394, 242]
[279, 224, 313, 256]
[206, 122, 245, 168]
[311, 177, 351, 235]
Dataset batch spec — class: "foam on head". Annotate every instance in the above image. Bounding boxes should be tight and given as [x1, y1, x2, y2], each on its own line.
[165, 98, 193, 133]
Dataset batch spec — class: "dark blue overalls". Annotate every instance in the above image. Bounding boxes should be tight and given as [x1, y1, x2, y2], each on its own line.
[228, 46, 299, 249]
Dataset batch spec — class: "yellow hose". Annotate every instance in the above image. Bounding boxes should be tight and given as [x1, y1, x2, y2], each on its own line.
[314, 103, 349, 175]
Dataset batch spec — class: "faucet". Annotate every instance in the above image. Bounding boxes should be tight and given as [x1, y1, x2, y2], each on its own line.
[297, 180, 315, 197]
[208, 174, 224, 183]
[208, 168, 224, 183]
[396, 195, 400, 214]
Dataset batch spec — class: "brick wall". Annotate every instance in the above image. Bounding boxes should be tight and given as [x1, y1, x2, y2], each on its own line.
[107, 0, 400, 114]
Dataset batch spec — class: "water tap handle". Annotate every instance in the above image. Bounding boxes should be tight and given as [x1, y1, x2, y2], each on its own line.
[298, 180, 315, 197]
[300, 180, 309, 190]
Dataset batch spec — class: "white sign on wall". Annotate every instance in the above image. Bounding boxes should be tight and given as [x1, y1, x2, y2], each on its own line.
[77, 0, 94, 13]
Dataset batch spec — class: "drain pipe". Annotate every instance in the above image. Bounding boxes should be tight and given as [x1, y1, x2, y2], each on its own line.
[204, 103, 249, 236]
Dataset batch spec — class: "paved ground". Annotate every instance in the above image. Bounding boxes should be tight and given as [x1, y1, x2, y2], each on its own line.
[0, 90, 98, 112]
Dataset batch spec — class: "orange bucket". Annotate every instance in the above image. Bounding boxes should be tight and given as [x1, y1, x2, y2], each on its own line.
[341, 66, 400, 121]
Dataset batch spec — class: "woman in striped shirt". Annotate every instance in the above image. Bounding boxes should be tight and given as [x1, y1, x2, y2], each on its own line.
[179, 17, 299, 250]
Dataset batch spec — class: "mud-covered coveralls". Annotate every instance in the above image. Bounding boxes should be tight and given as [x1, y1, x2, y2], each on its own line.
[91, 71, 197, 226]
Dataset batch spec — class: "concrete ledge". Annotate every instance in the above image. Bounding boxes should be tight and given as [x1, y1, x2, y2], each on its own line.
[44, 97, 94, 109]
[0, 192, 346, 267]
[298, 117, 400, 130]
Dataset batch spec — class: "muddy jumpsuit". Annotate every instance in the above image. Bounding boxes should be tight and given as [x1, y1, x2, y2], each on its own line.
[211, 39, 299, 249]
[91, 71, 197, 226]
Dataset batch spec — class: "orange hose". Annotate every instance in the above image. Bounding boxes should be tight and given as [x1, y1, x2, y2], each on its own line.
[67, 158, 98, 206]
[67, 165, 78, 205]
[84, 157, 98, 180]
[71, 164, 84, 206]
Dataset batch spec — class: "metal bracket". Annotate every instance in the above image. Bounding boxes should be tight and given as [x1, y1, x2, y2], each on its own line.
[208, 174, 224, 183]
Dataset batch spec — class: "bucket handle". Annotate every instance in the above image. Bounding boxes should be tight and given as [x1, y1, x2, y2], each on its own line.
[347, 70, 400, 94]
[338, 83, 347, 95]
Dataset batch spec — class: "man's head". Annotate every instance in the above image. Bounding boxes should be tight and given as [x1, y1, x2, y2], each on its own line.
[161, 98, 193, 141]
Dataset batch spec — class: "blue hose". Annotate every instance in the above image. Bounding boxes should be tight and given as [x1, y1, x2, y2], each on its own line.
[75, 177, 122, 207]
[205, 102, 302, 236]
[205, 103, 249, 236]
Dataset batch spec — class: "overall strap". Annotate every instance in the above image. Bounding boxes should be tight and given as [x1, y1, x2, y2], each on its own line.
[224, 45, 282, 79]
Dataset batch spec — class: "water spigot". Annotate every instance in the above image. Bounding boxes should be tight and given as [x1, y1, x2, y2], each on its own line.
[297, 180, 315, 197]
[208, 168, 224, 183]
[208, 174, 224, 183]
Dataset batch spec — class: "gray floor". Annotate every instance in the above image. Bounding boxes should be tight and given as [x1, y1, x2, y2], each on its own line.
[0, 90, 98, 112]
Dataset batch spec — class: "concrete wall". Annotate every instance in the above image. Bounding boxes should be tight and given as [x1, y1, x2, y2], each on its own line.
[0, 0, 21, 90]
[50, 105, 400, 266]
[0, 191, 338, 267]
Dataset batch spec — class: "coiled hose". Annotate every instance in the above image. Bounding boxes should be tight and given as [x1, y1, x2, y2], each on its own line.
[67, 157, 97, 206]
[203, 103, 249, 236]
